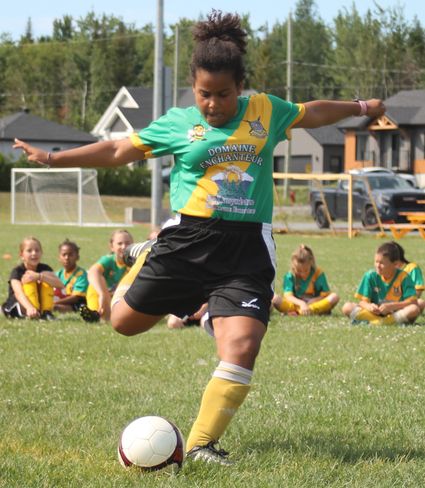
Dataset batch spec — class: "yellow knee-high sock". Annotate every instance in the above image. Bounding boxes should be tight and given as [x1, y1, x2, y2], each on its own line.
[22, 281, 40, 310]
[40, 282, 54, 312]
[274, 297, 298, 314]
[186, 362, 252, 452]
[308, 296, 334, 315]
[352, 307, 382, 323]
[86, 284, 99, 311]
[371, 314, 396, 326]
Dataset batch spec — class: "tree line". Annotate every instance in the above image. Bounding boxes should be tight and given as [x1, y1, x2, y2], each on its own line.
[0, 0, 424, 133]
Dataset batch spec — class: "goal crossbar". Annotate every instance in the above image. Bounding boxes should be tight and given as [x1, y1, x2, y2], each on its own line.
[11, 167, 121, 227]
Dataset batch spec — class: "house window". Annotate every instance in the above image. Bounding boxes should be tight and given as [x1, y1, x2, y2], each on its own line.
[355, 134, 370, 161]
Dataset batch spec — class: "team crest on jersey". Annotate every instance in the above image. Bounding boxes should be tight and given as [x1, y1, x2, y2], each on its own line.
[188, 123, 211, 142]
[245, 117, 268, 139]
[393, 286, 401, 296]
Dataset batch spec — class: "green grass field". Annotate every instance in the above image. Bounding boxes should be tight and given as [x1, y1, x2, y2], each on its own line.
[1, 196, 425, 487]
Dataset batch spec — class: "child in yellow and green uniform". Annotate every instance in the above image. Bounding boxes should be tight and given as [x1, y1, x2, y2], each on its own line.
[80, 229, 133, 323]
[1, 237, 63, 320]
[273, 244, 339, 316]
[54, 239, 88, 313]
[390, 241, 424, 313]
[342, 242, 421, 325]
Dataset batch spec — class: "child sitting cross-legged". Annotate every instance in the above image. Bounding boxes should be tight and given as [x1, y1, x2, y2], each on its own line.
[1, 236, 63, 321]
[273, 244, 339, 316]
[342, 242, 421, 326]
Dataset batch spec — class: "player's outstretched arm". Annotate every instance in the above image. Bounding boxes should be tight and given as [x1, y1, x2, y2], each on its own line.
[13, 137, 143, 168]
[295, 99, 386, 129]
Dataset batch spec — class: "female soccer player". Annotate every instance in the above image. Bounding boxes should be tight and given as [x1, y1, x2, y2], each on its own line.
[13, 10, 386, 465]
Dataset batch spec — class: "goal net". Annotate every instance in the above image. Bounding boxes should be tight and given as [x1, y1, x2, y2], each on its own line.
[11, 168, 113, 226]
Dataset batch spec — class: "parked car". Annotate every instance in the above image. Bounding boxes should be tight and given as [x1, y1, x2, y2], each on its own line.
[310, 170, 425, 228]
[350, 167, 419, 189]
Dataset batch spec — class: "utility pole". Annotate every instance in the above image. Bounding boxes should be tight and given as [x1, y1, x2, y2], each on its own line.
[283, 10, 292, 199]
[173, 23, 179, 107]
[151, 0, 164, 228]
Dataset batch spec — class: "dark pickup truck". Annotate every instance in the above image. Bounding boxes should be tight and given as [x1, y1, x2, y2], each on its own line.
[309, 172, 425, 228]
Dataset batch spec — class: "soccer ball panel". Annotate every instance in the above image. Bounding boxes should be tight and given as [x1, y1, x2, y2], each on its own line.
[118, 416, 185, 471]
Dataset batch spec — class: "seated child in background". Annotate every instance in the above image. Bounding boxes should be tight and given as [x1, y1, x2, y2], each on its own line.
[80, 229, 133, 323]
[54, 239, 88, 313]
[390, 241, 425, 313]
[342, 242, 420, 326]
[272, 244, 339, 316]
[1, 236, 63, 320]
[167, 303, 209, 329]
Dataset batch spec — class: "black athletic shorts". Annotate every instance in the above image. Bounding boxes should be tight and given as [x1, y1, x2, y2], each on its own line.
[124, 215, 276, 326]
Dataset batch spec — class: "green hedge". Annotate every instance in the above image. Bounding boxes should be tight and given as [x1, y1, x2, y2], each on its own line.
[0, 155, 152, 196]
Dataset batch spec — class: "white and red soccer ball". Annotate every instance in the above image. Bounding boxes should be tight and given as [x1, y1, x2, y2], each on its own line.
[118, 416, 185, 472]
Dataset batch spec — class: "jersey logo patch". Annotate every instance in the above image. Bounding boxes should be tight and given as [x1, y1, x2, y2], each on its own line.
[188, 123, 211, 142]
[245, 117, 268, 139]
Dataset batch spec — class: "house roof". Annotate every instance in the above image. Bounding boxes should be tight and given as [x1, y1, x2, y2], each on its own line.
[92, 85, 257, 137]
[304, 124, 344, 145]
[0, 111, 97, 143]
[338, 89, 425, 129]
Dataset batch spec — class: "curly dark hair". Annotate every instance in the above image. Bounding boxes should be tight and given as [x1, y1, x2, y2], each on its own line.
[59, 238, 80, 256]
[190, 10, 247, 85]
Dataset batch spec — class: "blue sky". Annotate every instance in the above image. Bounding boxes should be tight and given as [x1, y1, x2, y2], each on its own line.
[1, 0, 423, 41]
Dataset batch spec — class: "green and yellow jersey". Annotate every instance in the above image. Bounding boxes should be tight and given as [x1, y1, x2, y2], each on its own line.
[96, 254, 128, 291]
[283, 267, 330, 300]
[131, 93, 304, 224]
[402, 262, 424, 293]
[355, 268, 416, 304]
[56, 266, 88, 297]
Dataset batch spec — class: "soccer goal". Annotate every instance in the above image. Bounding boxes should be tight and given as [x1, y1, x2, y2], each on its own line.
[11, 168, 114, 226]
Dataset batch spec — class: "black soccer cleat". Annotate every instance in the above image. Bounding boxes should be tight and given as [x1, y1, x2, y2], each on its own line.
[123, 239, 156, 267]
[80, 305, 100, 323]
[40, 311, 56, 321]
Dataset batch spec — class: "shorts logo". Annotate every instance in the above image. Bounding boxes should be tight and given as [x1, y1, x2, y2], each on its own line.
[241, 298, 260, 310]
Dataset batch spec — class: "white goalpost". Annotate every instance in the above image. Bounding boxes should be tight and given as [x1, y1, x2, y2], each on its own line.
[11, 168, 115, 226]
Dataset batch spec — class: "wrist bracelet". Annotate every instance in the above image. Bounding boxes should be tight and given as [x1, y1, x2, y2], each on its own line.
[356, 100, 368, 116]
[41, 152, 51, 169]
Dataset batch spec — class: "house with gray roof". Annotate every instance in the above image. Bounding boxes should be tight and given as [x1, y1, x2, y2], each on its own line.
[0, 111, 97, 160]
[274, 124, 345, 177]
[92, 86, 195, 140]
[338, 89, 425, 187]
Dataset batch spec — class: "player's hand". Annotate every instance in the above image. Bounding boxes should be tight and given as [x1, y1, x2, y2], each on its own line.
[299, 303, 311, 315]
[26, 305, 39, 319]
[378, 303, 393, 315]
[365, 99, 386, 118]
[22, 270, 38, 284]
[366, 303, 380, 314]
[13, 138, 50, 166]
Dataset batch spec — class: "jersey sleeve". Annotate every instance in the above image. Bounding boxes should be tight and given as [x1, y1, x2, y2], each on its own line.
[410, 264, 425, 291]
[355, 271, 373, 302]
[72, 270, 89, 295]
[268, 94, 305, 141]
[130, 110, 176, 159]
[97, 254, 114, 275]
[283, 272, 296, 296]
[401, 274, 417, 301]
